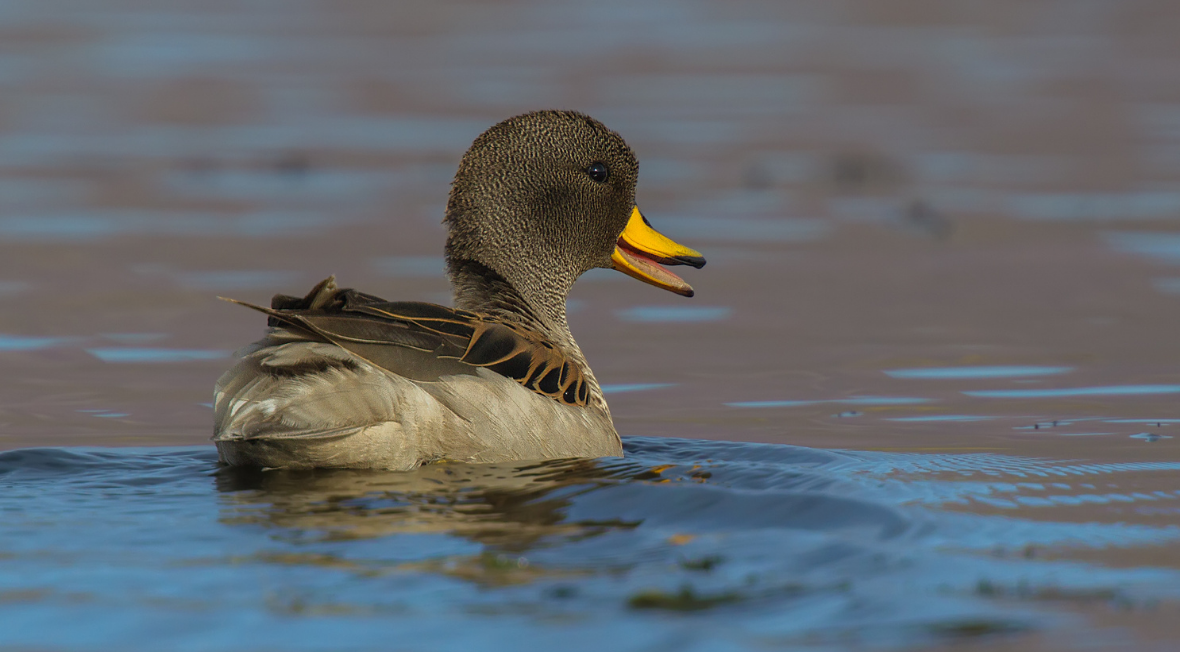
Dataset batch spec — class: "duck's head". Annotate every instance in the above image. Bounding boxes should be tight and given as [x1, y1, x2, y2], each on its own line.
[445, 111, 705, 321]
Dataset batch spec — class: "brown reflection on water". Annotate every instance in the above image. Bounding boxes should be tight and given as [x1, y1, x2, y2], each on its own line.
[214, 458, 641, 553]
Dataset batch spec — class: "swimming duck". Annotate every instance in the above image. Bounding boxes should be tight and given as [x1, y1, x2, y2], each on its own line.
[213, 111, 705, 469]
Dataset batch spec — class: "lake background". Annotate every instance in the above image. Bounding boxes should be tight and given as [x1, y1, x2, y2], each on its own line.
[2, 1, 1180, 650]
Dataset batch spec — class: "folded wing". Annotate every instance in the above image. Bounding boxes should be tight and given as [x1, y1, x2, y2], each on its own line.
[224, 277, 590, 407]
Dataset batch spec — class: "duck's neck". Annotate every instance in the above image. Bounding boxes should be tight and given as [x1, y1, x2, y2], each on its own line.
[447, 258, 575, 350]
[447, 257, 608, 413]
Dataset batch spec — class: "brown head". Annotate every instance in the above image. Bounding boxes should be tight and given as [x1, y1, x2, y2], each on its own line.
[444, 110, 704, 330]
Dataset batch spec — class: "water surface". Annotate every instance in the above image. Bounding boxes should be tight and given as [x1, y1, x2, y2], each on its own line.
[2, 438, 1178, 652]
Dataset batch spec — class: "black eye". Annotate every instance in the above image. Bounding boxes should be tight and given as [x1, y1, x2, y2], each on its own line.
[586, 162, 609, 183]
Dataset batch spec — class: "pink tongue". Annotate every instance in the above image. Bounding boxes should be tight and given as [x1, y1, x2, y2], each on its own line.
[618, 247, 693, 294]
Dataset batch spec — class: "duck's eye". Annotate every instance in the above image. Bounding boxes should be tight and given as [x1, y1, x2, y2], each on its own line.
[586, 162, 609, 183]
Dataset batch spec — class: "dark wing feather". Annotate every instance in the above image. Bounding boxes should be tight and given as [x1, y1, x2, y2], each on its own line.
[223, 277, 589, 407]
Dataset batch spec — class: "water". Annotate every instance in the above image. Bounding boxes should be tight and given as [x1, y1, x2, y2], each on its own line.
[2, 0, 1180, 649]
[616, 306, 734, 323]
[883, 367, 1075, 380]
[964, 386, 1180, 399]
[2, 437, 1178, 652]
[728, 397, 934, 409]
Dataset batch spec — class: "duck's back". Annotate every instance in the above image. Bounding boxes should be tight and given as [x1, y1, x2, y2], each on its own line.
[213, 279, 621, 469]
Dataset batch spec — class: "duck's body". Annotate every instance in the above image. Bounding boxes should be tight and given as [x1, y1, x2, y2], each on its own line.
[214, 279, 620, 469]
[214, 111, 703, 469]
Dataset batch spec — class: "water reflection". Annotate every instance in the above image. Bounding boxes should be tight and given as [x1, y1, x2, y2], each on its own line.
[885, 366, 1073, 380]
[0, 334, 76, 351]
[0, 178, 93, 208]
[1130, 433, 1174, 442]
[729, 396, 933, 408]
[1010, 192, 1180, 221]
[0, 210, 338, 241]
[214, 457, 642, 553]
[616, 306, 732, 323]
[86, 347, 230, 363]
[1106, 232, 1180, 263]
[0, 117, 489, 165]
[78, 409, 130, 419]
[965, 385, 1180, 399]
[886, 415, 999, 422]
[208, 442, 914, 569]
[162, 168, 391, 202]
[3, 440, 1180, 650]
[600, 383, 676, 394]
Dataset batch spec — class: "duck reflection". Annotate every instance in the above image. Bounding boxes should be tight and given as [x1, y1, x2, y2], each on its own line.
[213, 456, 658, 554]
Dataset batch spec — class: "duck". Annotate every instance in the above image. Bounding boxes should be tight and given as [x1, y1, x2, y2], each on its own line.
[213, 110, 705, 470]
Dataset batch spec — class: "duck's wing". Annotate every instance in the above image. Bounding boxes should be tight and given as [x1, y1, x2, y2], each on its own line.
[223, 277, 590, 407]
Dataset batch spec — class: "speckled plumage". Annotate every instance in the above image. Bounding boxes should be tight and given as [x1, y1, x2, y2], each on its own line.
[445, 111, 638, 339]
[213, 111, 664, 470]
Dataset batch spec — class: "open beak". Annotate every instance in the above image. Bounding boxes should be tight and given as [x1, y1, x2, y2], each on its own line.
[610, 207, 706, 297]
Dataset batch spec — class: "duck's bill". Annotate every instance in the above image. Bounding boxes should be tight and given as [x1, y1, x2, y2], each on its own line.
[611, 207, 706, 297]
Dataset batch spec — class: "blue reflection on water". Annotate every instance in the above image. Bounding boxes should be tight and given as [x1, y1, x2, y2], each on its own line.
[600, 383, 676, 394]
[87, 348, 230, 363]
[965, 385, 1180, 398]
[92, 32, 274, 76]
[0, 211, 337, 241]
[617, 306, 732, 323]
[1010, 192, 1180, 221]
[1131, 433, 1174, 442]
[887, 415, 999, 422]
[729, 396, 933, 408]
[885, 366, 1073, 380]
[0, 117, 490, 165]
[0, 334, 75, 351]
[1105, 232, 1180, 264]
[163, 169, 391, 202]
[0, 178, 93, 208]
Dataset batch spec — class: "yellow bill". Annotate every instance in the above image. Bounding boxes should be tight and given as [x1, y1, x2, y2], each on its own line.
[610, 207, 705, 297]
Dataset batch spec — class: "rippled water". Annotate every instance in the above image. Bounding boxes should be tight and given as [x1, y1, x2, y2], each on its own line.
[2, 437, 1178, 652]
[3, 0, 1180, 649]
